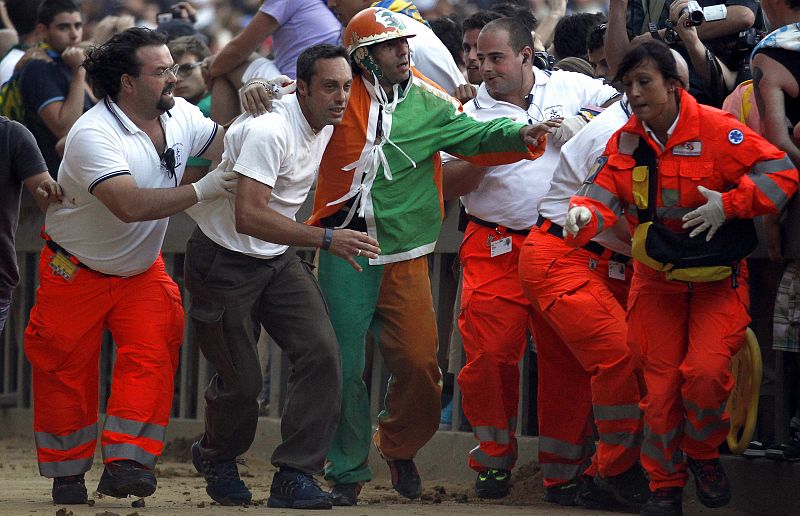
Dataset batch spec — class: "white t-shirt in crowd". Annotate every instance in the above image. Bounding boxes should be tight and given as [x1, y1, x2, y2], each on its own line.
[0, 48, 23, 86]
[402, 14, 466, 95]
[188, 93, 332, 258]
[46, 97, 219, 276]
[459, 67, 618, 230]
[538, 97, 633, 255]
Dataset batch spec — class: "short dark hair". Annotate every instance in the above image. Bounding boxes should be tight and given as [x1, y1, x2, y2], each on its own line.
[6, 0, 38, 36]
[37, 0, 80, 27]
[168, 35, 210, 62]
[553, 13, 606, 60]
[83, 27, 168, 101]
[553, 56, 594, 76]
[296, 44, 350, 86]
[462, 10, 501, 33]
[587, 23, 607, 53]
[614, 40, 682, 85]
[482, 17, 533, 54]
[490, 3, 537, 31]
[429, 16, 464, 67]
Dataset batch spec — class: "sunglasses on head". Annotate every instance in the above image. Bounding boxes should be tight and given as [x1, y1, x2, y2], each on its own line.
[161, 147, 176, 183]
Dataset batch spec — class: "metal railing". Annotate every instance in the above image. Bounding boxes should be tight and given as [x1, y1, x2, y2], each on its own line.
[3, 194, 799, 445]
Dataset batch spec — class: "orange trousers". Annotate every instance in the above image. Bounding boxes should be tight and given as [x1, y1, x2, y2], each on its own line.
[457, 222, 534, 472]
[628, 263, 749, 490]
[24, 245, 183, 478]
[518, 227, 643, 488]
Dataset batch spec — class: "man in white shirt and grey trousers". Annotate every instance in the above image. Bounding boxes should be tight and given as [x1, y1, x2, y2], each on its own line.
[185, 44, 379, 510]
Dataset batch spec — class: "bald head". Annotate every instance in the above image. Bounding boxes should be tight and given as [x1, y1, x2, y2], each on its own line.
[670, 49, 690, 89]
[481, 17, 533, 54]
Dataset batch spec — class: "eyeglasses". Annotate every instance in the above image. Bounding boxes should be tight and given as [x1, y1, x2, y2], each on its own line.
[177, 62, 203, 78]
[142, 63, 180, 79]
[161, 147, 176, 184]
[592, 23, 608, 34]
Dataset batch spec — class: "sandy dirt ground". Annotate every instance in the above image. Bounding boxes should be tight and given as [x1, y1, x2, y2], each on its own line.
[0, 436, 746, 516]
[0, 436, 593, 516]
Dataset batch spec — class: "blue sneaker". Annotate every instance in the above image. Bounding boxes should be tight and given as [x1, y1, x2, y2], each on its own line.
[267, 468, 332, 509]
[440, 397, 453, 430]
[191, 442, 252, 506]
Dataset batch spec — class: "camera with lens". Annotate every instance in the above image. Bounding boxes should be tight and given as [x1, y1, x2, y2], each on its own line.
[157, 6, 197, 25]
[680, 1, 705, 26]
[678, 1, 728, 27]
[533, 51, 555, 71]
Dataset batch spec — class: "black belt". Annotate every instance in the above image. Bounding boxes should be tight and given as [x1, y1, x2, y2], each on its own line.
[468, 215, 530, 236]
[536, 215, 631, 264]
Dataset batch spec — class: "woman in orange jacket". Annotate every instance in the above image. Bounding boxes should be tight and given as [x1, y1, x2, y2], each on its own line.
[564, 40, 798, 516]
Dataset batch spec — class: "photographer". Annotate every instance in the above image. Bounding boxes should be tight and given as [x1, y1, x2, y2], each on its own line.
[607, 0, 761, 106]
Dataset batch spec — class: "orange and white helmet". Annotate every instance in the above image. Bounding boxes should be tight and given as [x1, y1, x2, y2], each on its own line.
[344, 7, 416, 56]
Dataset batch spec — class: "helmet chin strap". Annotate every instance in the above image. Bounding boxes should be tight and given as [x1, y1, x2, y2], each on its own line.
[353, 46, 384, 81]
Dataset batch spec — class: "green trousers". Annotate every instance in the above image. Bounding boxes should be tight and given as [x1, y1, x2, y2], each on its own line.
[318, 252, 442, 485]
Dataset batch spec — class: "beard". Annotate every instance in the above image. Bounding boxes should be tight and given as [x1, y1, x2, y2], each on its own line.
[157, 96, 176, 112]
[157, 84, 176, 112]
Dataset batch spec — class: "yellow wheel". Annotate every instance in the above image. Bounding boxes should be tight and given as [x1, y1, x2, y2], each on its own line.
[727, 328, 762, 455]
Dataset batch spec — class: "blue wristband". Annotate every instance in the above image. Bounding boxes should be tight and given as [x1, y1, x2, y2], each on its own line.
[322, 227, 333, 250]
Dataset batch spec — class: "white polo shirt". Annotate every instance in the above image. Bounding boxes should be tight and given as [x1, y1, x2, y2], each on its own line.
[538, 97, 633, 255]
[46, 96, 218, 276]
[188, 93, 333, 258]
[459, 67, 618, 230]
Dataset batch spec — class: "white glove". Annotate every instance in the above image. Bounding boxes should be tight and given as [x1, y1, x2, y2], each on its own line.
[192, 160, 237, 201]
[681, 185, 726, 241]
[551, 115, 588, 146]
[564, 206, 592, 237]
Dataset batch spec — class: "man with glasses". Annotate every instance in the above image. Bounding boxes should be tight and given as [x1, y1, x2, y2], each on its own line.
[441, 17, 620, 501]
[168, 36, 213, 178]
[20, 0, 94, 178]
[24, 27, 231, 506]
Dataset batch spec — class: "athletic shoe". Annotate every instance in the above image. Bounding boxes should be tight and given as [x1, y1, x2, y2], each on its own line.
[766, 433, 800, 461]
[191, 442, 252, 506]
[96, 460, 157, 498]
[781, 433, 800, 461]
[595, 462, 649, 511]
[686, 457, 730, 508]
[543, 476, 580, 506]
[387, 459, 422, 499]
[475, 468, 510, 499]
[52, 474, 87, 504]
[330, 482, 361, 506]
[640, 487, 683, 516]
[577, 476, 634, 512]
[743, 440, 767, 458]
[267, 468, 332, 509]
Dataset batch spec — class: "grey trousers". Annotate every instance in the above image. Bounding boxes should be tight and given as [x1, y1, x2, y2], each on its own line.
[184, 228, 342, 473]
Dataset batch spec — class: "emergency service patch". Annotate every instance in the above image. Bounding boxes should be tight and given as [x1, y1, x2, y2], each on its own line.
[585, 156, 608, 183]
[672, 141, 702, 156]
[728, 129, 744, 145]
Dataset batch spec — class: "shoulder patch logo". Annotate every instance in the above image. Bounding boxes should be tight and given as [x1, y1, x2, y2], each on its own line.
[728, 129, 744, 145]
[585, 156, 608, 183]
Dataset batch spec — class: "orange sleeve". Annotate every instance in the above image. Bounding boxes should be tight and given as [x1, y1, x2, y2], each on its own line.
[717, 120, 799, 218]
